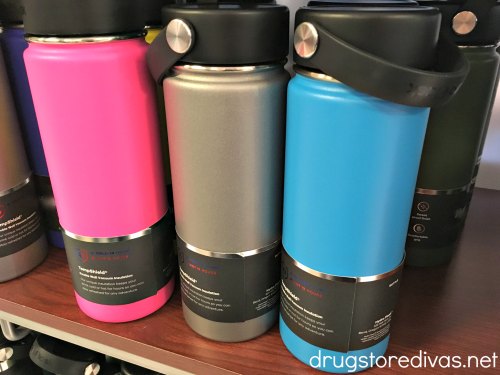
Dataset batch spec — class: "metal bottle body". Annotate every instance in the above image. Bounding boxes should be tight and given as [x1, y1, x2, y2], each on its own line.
[406, 45, 500, 266]
[166, 65, 287, 252]
[0, 46, 47, 282]
[283, 72, 428, 277]
[24, 38, 167, 236]
[280, 72, 429, 372]
[165, 64, 288, 341]
[24, 37, 174, 321]
[0, 26, 63, 248]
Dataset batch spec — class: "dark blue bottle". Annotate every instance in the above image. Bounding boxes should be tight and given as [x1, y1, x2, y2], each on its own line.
[0, 0, 63, 247]
[280, 1, 468, 372]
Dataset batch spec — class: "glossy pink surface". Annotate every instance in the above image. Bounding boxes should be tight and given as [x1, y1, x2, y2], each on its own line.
[24, 39, 167, 237]
[74, 278, 175, 322]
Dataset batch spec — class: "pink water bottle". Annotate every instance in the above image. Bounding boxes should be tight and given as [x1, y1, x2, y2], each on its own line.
[23, 0, 175, 322]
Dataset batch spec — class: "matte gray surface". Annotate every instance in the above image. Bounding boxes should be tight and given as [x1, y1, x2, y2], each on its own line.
[0, 48, 31, 192]
[182, 302, 278, 343]
[164, 65, 288, 252]
[0, 44, 47, 280]
[0, 235, 47, 282]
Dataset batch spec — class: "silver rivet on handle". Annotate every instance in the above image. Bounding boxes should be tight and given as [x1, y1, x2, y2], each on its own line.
[294, 22, 319, 59]
[166, 19, 194, 54]
[452, 11, 477, 35]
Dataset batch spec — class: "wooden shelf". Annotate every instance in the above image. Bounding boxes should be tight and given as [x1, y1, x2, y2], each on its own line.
[1, 188, 499, 374]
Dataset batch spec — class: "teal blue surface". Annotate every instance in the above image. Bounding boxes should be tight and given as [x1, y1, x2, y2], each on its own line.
[280, 316, 390, 373]
[283, 74, 429, 277]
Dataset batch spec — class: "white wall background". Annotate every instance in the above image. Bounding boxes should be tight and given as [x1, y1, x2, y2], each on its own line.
[477, 85, 500, 190]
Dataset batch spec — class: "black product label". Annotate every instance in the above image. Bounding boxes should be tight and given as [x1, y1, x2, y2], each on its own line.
[0, 178, 45, 258]
[406, 188, 469, 249]
[33, 175, 60, 231]
[178, 240, 281, 323]
[63, 214, 175, 305]
[280, 250, 402, 353]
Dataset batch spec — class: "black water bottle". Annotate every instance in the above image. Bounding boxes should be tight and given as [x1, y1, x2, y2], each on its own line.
[406, 0, 500, 266]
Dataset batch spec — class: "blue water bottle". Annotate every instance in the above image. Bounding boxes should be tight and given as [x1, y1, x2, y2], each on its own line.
[0, 0, 63, 248]
[280, 1, 468, 373]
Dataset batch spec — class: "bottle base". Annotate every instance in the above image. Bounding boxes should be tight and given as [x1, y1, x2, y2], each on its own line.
[280, 316, 389, 373]
[0, 235, 48, 282]
[74, 278, 175, 322]
[182, 301, 277, 342]
[405, 244, 456, 267]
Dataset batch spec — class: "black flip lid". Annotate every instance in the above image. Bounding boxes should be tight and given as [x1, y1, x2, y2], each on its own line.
[23, 0, 146, 36]
[0, 333, 41, 374]
[0, 0, 23, 24]
[30, 334, 104, 374]
[418, 0, 500, 45]
[144, 0, 175, 27]
[293, 0, 469, 107]
[147, 1, 288, 83]
[161, 1, 288, 64]
[298, 1, 440, 72]
[3, 333, 35, 361]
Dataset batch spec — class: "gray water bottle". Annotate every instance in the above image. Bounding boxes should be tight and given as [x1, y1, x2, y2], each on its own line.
[0, 46, 47, 282]
[148, 0, 289, 341]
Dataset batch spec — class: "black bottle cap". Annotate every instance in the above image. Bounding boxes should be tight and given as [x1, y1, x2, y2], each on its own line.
[144, 0, 175, 27]
[293, 0, 469, 107]
[297, 1, 440, 71]
[29, 334, 105, 374]
[0, 0, 23, 24]
[417, 0, 500, 45]
[23, 0, 146, 36]
[147, 1, 288, 83]
[161, 2, 288, 64]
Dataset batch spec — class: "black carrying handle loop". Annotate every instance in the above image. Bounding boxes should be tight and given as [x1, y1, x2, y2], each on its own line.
[306, 23, 470, 107]
[147, 27, 188, 85]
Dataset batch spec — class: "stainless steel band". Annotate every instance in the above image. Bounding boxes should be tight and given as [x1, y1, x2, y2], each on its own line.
[173, 64, 278, 73]
[26, 32, 145, 44]
[286, 249, 405, 283]
[61, 213, 168, 243]
[416, 184, 470, 196]
[177, 235, 280, 259]
[459, 44, 499, 49]
[0, 175, 31, 198]
[294, 66, 340, 83]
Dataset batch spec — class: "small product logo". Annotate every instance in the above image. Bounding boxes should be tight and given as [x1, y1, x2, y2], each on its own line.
[0, 204, 5, 219]
[413, 224, 426, 234]
[417, 201, 430, 213]
[78, 249, 90, 263]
